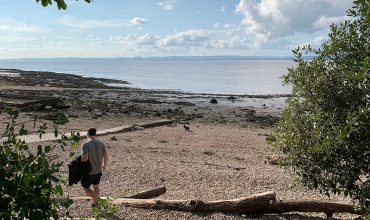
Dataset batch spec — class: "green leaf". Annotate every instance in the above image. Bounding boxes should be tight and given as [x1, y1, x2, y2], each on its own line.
[69, 152, 75, 159]
[19, 124, 28, 136]
[54, 184, 63, 196]
[37, 145, 43, 155]
[55, 112, 69, 125]
[45, 145, 52, 153]
[71, 142, 78, 150]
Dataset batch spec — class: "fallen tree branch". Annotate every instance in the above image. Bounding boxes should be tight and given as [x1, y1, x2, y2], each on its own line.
[123, 186, 166, 199]
[112, 191, 276, 213]
[63, 190, 360, 217]
[60, 186, 167, 202]
[112, 191, 360, 217]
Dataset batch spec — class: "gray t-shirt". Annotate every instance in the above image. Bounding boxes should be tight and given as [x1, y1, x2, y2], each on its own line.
[82, 139, 106, 175]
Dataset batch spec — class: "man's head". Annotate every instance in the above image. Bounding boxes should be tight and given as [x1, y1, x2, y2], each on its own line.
[87, 128, 97, 138]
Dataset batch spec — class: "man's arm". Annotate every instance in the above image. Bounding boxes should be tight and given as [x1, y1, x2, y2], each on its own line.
[81, 153, 89, 162]
[81, 144, 89, 162]
[102, 147, 108, 170]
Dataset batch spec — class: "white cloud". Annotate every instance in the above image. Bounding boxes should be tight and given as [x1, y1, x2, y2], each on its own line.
[0, 35, 37, 43]
[59, 16, 126, 29]
[109, 34, 160, 48]
[108, 35, 125, 42]
[289, 35, 327, 50]
[213, 23, 220, 28]
[314, 36, 324, 45]
[221, 6, 226, 13]
[235, 0, 352, 43]
[0, 17, 50, 33]
[107, 28, 248, 53]
[89, 42, 107, 47]
[313, 15, 347, 29]
[206, 36, 249, 49]
[126, 34, 160, 46]
[158, 29, 215, 47]
[223, 24, 237, 29]
[157, 0, 178, 11]
[59, 16, 148, 29]
[128, 17, 148, 26]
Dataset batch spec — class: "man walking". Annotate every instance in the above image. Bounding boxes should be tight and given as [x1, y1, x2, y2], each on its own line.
[81, 128, 108, 206]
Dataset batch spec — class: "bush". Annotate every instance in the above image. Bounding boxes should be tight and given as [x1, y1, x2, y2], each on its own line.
[0, 109, 78, 219]
[273, 0, 370, 214]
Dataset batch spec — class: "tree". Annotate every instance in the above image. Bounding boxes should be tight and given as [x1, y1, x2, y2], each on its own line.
[35, 0, 91, 10]
[273, 0, 370, 215]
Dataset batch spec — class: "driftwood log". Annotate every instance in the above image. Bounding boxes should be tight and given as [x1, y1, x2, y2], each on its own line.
[123, 186, 166, 199]
[66, 188, 360, 217]
[113, 191, 276, 213]
[64, 186, 167, 202]
[113, 191, 360, 217]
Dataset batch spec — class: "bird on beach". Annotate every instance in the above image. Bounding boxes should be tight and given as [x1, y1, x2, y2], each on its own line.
[183, 124, 190, 132]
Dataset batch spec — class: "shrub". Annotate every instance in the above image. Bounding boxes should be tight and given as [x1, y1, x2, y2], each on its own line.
[0, 109, 77, 219]
[273, 0, 370, 214]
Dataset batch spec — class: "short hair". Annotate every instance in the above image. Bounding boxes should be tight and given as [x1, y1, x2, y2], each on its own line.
[87, 128, 97, 136]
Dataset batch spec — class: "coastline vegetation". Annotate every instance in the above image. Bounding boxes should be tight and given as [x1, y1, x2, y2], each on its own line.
[274, 0, 370, 215]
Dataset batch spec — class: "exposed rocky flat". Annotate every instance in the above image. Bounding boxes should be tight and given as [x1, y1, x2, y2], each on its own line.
[0, 69, 287, 128]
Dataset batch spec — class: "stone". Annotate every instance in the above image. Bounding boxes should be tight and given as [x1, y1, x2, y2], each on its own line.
[210, 98, 218, 104]
[44, 105, 53, 111]
[227, 96, 237, 100]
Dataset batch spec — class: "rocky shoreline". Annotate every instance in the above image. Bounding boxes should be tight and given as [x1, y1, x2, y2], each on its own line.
[0, 68, 289, 127]
[0, 69, 358, 220]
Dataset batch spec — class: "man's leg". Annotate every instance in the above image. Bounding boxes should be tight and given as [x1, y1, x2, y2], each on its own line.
[91, 173, 102, 200]
[93, 184, 100, 197]
[81, 175, 99, 204]
[84, 187, 99, 204]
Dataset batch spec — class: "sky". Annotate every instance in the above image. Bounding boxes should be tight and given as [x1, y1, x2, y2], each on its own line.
[0, 0, 353, 59]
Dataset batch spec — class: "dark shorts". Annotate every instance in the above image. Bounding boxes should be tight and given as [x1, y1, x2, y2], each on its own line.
[81, 173, 102, 188]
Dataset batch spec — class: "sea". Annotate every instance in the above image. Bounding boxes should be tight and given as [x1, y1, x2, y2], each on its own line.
[0, 58, 295, 95]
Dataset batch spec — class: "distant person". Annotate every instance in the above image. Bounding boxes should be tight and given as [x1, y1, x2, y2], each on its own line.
[80, 128, 108, 207]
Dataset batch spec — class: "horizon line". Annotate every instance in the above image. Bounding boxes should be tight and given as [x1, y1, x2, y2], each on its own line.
[0, 55, 310, 61]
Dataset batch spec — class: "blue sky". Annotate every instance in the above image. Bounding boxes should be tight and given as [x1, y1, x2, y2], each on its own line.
[0, 0, 353, 58]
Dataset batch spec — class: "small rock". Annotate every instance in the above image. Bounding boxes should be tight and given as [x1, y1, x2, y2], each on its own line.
[210, 98, 218, 104]
[110, 136, 118, 141]
[44, 105, 53, 111]
[266, 155, 280, 165]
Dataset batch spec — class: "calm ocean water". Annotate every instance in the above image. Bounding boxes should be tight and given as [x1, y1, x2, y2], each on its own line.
[0, 58, 294, 95]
